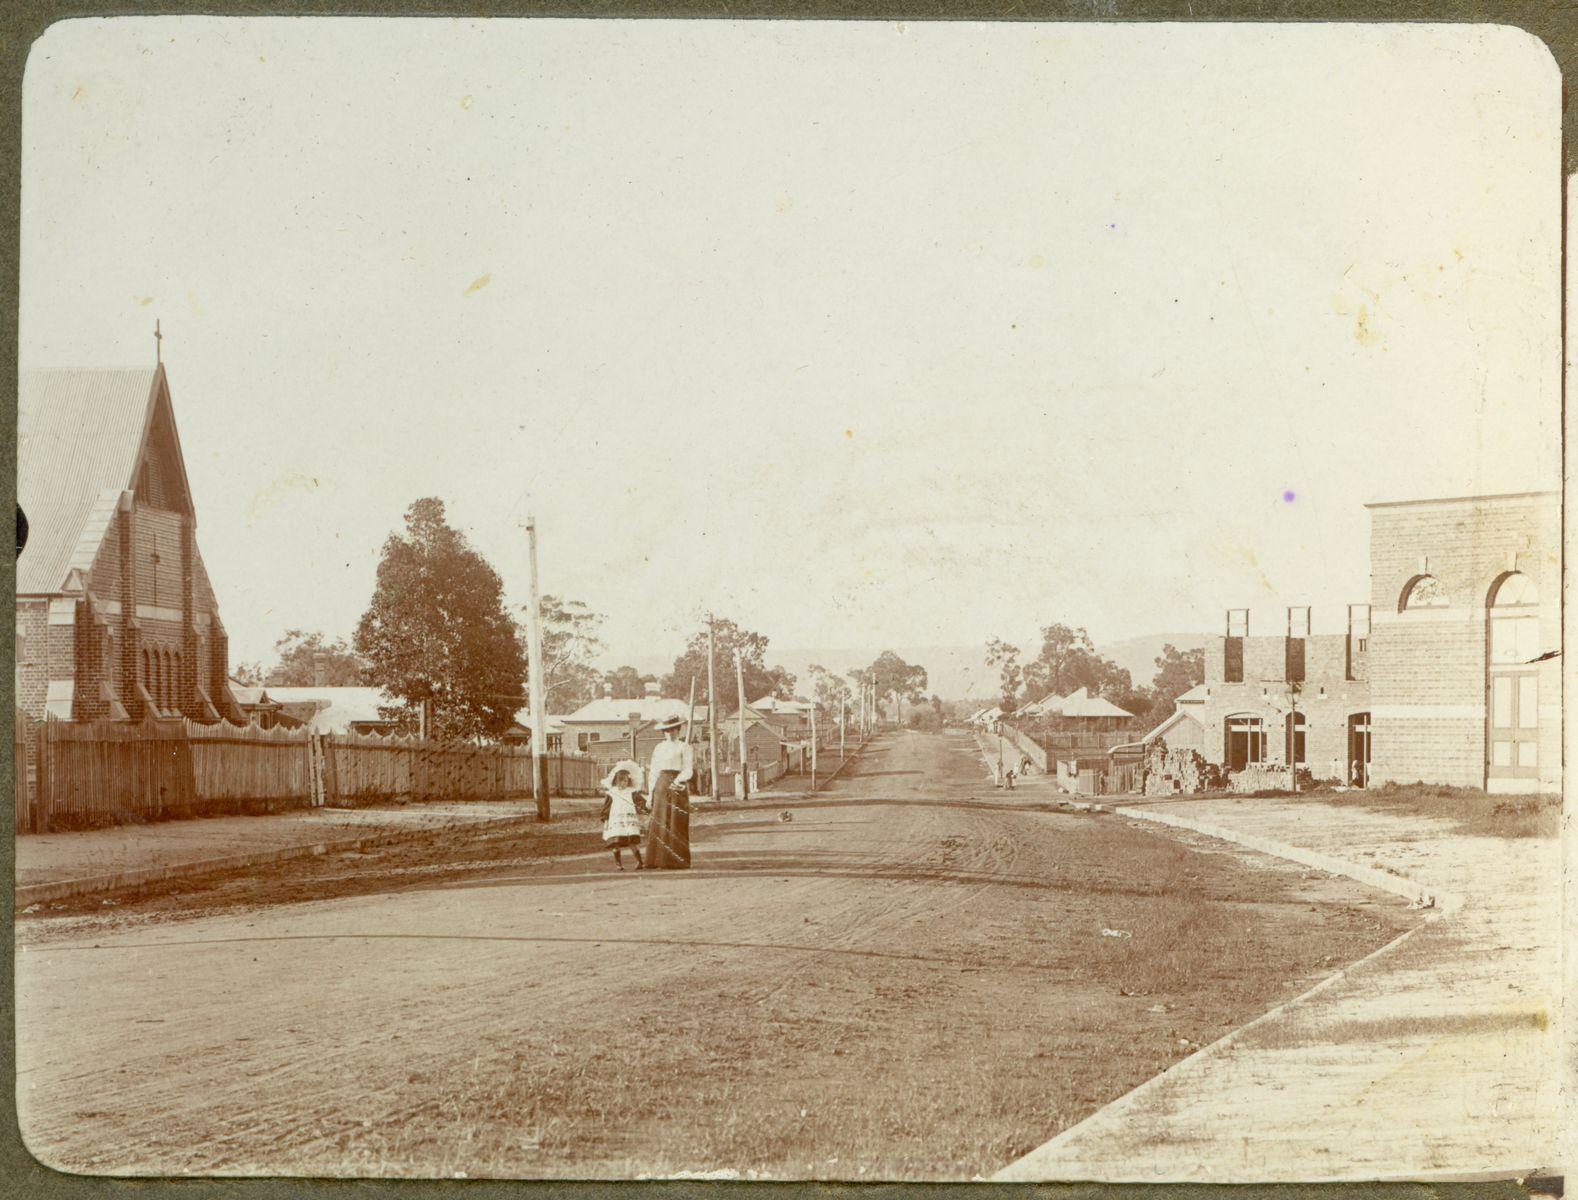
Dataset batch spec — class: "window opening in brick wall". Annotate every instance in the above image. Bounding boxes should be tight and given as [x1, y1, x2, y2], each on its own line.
[1347, 713, 1371, 787]
[1224, 714, 1266, 771]
[1346, 603, 1371, 681]
[1400, 574, 1447, 610]
[1487, 571, 1539, 783]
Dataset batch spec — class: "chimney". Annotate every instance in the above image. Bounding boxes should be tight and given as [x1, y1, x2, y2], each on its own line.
[603, 681, 614, 699]
[312, 650, 328, 688]
[644, 680, 660, 699]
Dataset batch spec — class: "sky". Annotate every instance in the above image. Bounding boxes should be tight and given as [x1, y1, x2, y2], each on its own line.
[18, 18, 1562, 671]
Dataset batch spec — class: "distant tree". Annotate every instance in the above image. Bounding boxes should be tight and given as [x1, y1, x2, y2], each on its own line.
[232, 660, 265, 687]
[1021, 623, 1096, 700]
[519, 595, 604, 713]
[262, 629, 366, 687]
[603, 665, 658, 700]
[354, 498, 527, 740]
[985, 637, 1022, 710]
[859, 650, 929, 723]
[1151, 643, 1205, 705]
[807, 663, 853, 716]
[664, 617, 795, 710]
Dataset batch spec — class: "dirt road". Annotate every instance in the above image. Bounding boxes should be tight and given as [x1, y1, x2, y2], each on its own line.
[16, 730, 1412, 1179]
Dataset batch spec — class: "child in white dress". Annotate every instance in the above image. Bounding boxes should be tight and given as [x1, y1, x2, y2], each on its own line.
[599, 762, 648, 871]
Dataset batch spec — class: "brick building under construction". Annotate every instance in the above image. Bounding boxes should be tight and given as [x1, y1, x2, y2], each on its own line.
[1147, 490, 1558, 795]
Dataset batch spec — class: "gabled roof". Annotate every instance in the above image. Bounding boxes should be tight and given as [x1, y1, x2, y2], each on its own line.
[512, 708, 570, 736]
[1055, 687, 1133, 719]
[16, 366, 190, 596]
[1174, 683, 1210, 704]
[750, 696, 812, 715]
[1143, 707, 1205, 744]
[563, 696, 709, 725]
[259, 686, 399, 734]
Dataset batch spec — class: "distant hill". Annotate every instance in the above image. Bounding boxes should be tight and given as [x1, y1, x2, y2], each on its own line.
[770, 646, 998, 704]
[1101, 632, 1209, 687]
[596, 636, 1207, 702]
[594, 646, 997, 703]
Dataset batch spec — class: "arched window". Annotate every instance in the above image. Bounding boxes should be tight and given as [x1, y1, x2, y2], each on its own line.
[1400, 574, 1448, 611]
[1489, 573, 1540, 666]
[1490, 571, 1537, 608]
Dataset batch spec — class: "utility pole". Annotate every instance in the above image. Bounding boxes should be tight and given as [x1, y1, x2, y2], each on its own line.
[840, 694, 846, 760]
[706, 617, 720, 804]
[735, 651, 749, 801]
[524, 517, 550, 821]
[810, 699, 818, 790]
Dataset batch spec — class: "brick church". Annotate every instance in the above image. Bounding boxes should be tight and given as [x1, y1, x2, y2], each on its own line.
[15, 361, 244, 724]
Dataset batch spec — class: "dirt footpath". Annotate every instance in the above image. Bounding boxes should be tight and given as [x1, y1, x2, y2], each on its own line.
[16, 731, 1413, 1180]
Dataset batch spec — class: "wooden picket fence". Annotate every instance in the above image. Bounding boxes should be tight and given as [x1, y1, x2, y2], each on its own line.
[15, 714, 602, 832]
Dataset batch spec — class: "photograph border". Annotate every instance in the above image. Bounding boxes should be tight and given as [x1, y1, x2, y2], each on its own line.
[1, 1, 1571, 1198]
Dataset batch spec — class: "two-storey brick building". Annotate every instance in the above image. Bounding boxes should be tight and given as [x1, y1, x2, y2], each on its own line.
[1174, 602, 1374, 785]
[1159, 490, 1558, 794]
[1366, 491, 1559, 794]
[15, 365, 244, 724]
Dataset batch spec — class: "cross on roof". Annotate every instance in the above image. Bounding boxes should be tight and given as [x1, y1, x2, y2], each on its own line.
[154, 319, 162, 365]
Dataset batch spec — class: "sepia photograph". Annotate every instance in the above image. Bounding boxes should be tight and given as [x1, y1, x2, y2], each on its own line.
[10, 16, 1566, 1184]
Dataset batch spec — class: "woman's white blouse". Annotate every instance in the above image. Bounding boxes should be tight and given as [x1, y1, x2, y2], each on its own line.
[648, 738, 695, 784]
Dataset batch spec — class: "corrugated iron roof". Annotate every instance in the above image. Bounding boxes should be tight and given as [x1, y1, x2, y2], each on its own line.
[1056, 687, 1133, 719]
[563, 697, 711, 724]
[16, 367, 159, 595]
[262, 686, 399, 734]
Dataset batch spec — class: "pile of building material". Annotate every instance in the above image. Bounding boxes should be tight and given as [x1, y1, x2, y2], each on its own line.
[1227, 764, 1314, 794]
[1141, 737, 1225, 796]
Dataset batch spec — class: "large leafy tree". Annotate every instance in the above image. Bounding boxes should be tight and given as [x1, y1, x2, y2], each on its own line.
[1151, 643, 1205, 704]
[262, 629, 366, 687]
[603, 665, 658, 700]
[985, 637, 1022, 710]
[664, 617, 794, 710]
[857, 650, 928, 721]
[354, 498, 527, 741]
[520, 595, 605, 713]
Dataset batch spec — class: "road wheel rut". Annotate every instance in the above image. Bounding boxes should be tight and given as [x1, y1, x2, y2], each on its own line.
[17, 731, 1416, 1179]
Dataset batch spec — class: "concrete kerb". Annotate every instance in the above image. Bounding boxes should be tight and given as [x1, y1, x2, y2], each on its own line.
[15, 810, 557, 909]
[992, 907, 1449, 1181]
[977, 732, 1477, 1182]
[812, 734, 874, 790]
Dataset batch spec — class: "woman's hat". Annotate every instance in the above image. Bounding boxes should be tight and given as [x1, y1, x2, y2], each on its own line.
[655, 715, 684, 732]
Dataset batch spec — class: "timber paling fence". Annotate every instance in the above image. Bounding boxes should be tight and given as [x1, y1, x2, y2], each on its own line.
[13, 713, 601, 834]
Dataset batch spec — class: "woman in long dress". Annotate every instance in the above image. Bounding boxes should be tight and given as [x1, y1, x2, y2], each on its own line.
[642, 715, 695, 869]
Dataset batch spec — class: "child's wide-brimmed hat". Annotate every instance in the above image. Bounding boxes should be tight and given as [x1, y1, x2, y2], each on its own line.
[600, 760, 642, 790]
[655, 715, 684, 732]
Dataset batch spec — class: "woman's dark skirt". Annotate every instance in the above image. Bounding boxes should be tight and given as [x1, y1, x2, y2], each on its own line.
[643, 769, 690, 869]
